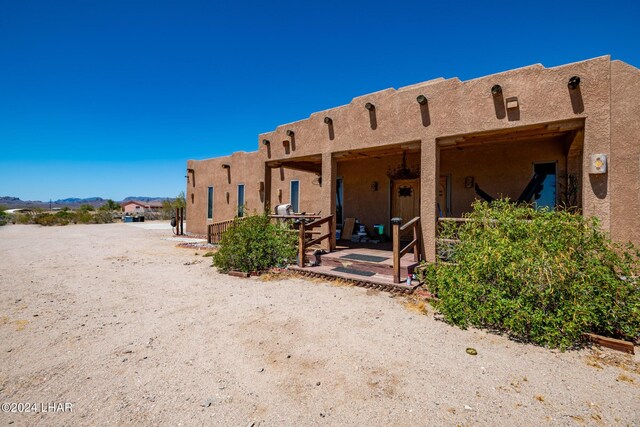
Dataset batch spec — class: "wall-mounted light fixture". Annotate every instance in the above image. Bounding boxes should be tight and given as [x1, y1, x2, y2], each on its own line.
[286, 130, 294, 137]
[365, 102, 375, 111]
[262, 139, 270, 145]
[221, 163, 230, 169]
[568, 76, 581, 90]
[371, 181, 379, 191]
[491, 84, 502, 96]
[589, 153, 607, 174]
[257, 181, 265, 191]
[324, 117, 332, 125]
[416, 95, 428, 105]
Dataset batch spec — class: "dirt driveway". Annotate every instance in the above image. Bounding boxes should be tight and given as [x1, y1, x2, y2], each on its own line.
[0, 223, 638, 426]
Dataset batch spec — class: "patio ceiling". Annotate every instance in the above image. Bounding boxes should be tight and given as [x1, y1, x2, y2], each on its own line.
[437, 119, 585, 151]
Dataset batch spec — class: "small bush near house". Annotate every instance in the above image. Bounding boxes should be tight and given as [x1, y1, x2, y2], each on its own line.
[213, 212, 297, 273]
[419, 200, 640, 349]
[0, 205, 7, 225]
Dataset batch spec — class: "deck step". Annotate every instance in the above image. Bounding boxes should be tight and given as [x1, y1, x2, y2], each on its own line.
[288, 265, 418, 294]
[319, 254, 418, 277]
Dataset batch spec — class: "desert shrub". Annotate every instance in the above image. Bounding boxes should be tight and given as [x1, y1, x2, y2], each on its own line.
[420, 200, 640, 349]
[213, 212, 297, 273]
[0, 205, 7, 226]
[74, 211, 93, 224]
[14, 213, 33, 224]
[78, 204, 94, 212]
[34, 213, 60, 226]
[91, 211, 114, 224]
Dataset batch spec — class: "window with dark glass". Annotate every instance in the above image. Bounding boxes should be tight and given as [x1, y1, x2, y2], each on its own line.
[207, 187, 214, 219]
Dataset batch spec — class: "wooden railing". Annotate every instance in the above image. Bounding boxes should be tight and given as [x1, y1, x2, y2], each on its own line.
[298, 215, 335, 267]
[391, 216, 422, 284]
[207, 217, 245, 244]
[207, 214, 323, 245]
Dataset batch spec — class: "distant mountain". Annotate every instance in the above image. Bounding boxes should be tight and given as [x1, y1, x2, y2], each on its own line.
[53, 197, 105, 204]
[1, 196, 173, 210]
[122, 196, 170, 202]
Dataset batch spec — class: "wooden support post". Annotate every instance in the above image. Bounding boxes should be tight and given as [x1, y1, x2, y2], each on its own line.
[391, 217, 402, 283]
[181, 207, 184, 235]
[413, 218, 420, 262]
[298, 221, 306, 267]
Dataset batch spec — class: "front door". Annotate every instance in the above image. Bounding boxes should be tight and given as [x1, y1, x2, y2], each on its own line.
[391, 179, 420, 239]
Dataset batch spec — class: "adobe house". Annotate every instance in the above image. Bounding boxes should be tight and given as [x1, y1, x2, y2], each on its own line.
[186, 56, 640, 280]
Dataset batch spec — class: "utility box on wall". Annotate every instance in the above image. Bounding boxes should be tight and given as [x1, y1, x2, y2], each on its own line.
[589, 154, 607, 174]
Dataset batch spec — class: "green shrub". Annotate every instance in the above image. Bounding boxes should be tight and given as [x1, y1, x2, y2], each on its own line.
[213, 212, 297, 273]
[34, 213, 60, 226]
[14, 213, 33, 224]
[74, 211, 93, 224]
[420, 200, 640, 349]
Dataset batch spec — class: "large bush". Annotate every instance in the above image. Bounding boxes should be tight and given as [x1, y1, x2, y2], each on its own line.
[420, 200, 640, 349]
[213, 213, 297, 273]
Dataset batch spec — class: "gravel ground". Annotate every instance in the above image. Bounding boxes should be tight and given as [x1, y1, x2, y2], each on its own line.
[0, 223, 638, 426]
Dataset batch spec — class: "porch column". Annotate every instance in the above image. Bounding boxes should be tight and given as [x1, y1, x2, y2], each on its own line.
[263, 164, 272, 213]
[321, 152, 337, 251]
[420, 139, 437, 263]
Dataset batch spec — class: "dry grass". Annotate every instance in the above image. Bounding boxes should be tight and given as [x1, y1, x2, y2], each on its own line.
[616, 374, 634, 383]
[584, 349, 640, 375]
[14, 319, 29, 331]
[401, 296, 429, 315]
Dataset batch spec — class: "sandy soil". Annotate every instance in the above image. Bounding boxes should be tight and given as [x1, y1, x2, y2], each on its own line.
[0, 222, 638, 426]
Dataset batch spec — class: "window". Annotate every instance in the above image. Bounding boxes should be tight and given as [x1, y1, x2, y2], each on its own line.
[533, 162, 557, 209]
[336, 177, 343, 226]
[237, 184, 245, 217]
[207, 187, 214, 220]
[290, 180, 300, 213]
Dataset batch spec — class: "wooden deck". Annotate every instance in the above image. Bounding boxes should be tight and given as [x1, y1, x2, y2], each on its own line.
[292, 243, 421, 293]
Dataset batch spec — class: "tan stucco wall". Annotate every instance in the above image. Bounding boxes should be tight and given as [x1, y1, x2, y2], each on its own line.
[186, 152, 318, 234]
[610, 61, 640, 245]
[440, 138, 568, 217]
[337, 154, 420, 231]
[187, 56, 640, 254]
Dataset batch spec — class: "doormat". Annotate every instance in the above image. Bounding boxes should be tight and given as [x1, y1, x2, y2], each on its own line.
[340, 253, 389, 263]
[332, 266, 376, 277]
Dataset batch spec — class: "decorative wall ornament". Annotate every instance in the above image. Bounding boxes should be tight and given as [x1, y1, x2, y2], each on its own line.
[387, 152, 420, 180]
[398, 186, 413, 197]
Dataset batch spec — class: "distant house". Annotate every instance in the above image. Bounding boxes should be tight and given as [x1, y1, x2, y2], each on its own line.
[121, 200, 163, 214]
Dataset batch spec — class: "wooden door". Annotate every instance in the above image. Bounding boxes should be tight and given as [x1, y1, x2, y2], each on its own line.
[437, 176, 449, 217]
[391, 179, 420, 239]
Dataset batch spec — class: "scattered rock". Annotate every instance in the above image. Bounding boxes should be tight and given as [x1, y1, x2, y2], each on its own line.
[201, 399, 212, 408]
[316, 381, 321, 386]
[258, 368, 264, 373]
[464, 405, 473, 411]
[466, 348, 478, 356]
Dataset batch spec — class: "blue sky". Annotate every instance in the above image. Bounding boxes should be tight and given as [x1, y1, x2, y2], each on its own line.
[1, 0, 638, 201]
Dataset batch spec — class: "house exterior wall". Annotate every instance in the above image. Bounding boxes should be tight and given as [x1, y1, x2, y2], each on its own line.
[337, 154, 421, 231]
[440, 138, 567, 217]
[610, 60, 640, 245]
[186, 152, 319, 235]
[187, 56, 640, 258]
